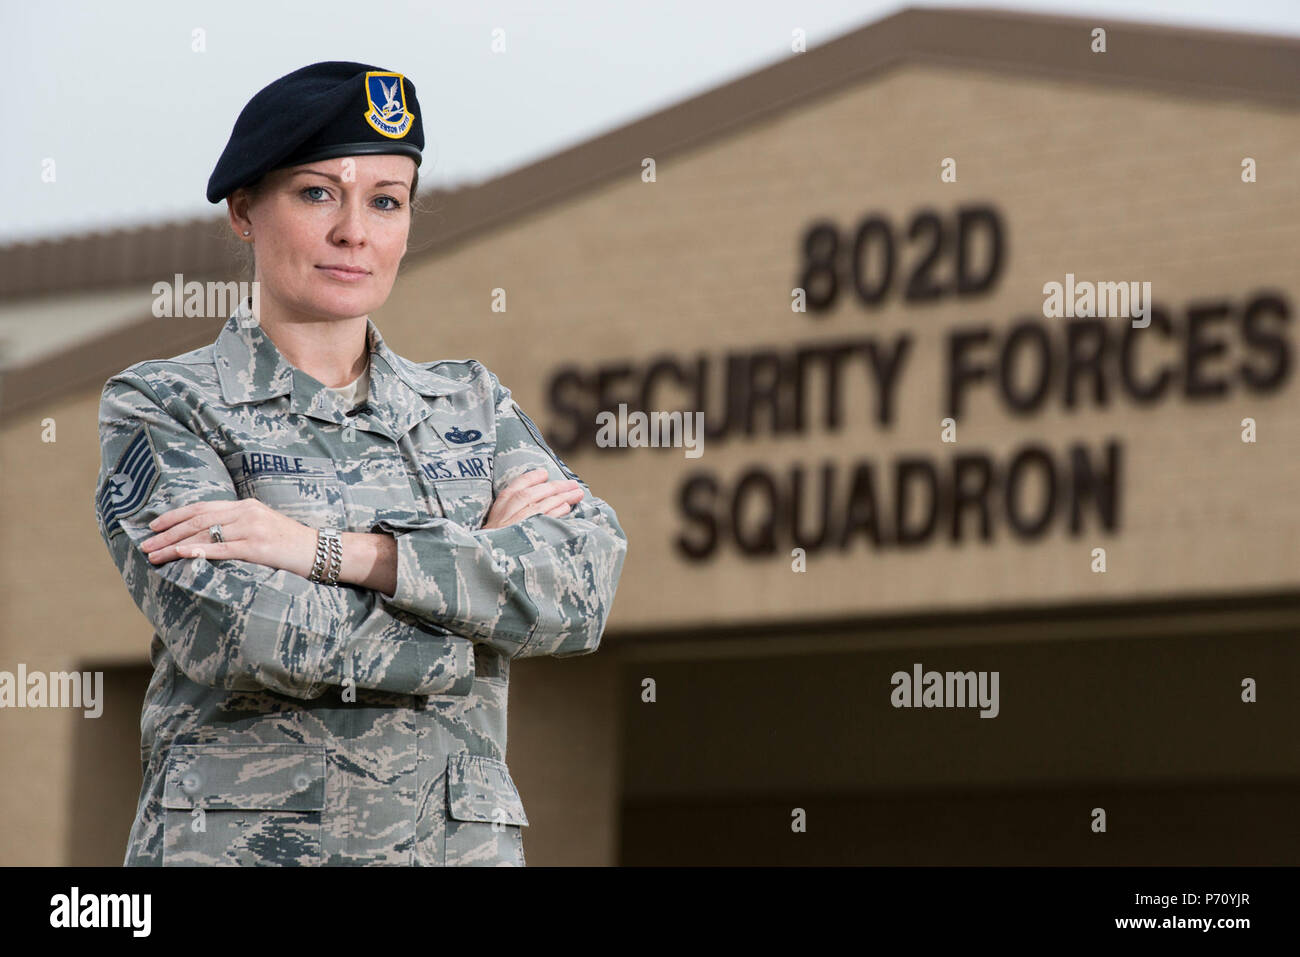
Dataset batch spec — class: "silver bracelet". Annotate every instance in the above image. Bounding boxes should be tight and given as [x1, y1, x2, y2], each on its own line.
[309, 528, 343, 586]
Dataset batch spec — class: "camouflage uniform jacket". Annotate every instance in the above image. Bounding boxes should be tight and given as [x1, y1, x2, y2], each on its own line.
[92, 306, 628, 866]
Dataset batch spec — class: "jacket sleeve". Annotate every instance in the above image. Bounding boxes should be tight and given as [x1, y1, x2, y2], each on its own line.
[94, 369, 477, 700]
[369, 361, 628, 660]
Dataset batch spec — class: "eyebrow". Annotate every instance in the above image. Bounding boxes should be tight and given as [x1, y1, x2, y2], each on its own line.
[291, 168, 410, 189]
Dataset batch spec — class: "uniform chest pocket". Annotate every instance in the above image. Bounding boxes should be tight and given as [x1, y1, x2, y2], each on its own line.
[432, 478, 494, 529]
[160, 743, 326, 866]
[227, 454, 346, 529]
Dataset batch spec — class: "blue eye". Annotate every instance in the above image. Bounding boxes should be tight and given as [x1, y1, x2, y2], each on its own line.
[374, 195, 403, 211]
[301, 186, 329, 201]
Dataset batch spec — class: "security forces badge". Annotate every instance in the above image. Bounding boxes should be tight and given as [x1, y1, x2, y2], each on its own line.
[97, 426, 160, 539]
[363, 71, 415, 139]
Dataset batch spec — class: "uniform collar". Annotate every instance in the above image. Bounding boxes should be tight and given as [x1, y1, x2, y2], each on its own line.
[213, 301, 469, 440]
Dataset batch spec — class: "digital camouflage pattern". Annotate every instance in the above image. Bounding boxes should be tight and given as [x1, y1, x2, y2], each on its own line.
[93, 302, 628, 866]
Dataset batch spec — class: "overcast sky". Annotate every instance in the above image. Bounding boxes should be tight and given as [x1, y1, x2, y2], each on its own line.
[2, 0, 1297, 245]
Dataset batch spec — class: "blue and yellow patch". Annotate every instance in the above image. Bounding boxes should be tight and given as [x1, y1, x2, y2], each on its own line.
[363, 71, 414, 139]
[98, 427, 159, 539]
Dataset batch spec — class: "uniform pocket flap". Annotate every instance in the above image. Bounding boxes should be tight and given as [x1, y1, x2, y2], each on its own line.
[162, 744, 326, 811]
[431, 477, 494, 528]
[445, 753, 529, 826]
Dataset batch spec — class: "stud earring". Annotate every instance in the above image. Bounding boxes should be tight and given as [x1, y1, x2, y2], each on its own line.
[242, 230, 251, 236]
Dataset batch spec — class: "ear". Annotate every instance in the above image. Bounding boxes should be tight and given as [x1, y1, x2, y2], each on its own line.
[227, 189, 254, 242]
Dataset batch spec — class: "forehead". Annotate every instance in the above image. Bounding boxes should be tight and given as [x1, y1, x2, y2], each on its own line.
[284, 154, 416, 184]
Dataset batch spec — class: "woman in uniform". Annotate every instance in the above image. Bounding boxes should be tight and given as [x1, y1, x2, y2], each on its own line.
[92, 61, 628, 866]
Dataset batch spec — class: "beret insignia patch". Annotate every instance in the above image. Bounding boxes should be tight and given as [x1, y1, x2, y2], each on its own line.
[363, 71, 415, 139]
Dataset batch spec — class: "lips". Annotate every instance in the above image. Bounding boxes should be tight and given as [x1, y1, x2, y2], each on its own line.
[316, 265, 370, 281]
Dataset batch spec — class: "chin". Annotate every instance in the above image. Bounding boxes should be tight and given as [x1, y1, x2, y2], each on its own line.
[302, 284, 387, 321]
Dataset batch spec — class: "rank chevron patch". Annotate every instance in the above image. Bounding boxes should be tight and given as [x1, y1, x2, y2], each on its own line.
[98, 426, 159, 539]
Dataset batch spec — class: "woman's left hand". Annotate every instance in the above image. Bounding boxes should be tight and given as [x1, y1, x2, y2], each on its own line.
[140, 498, 318, 580]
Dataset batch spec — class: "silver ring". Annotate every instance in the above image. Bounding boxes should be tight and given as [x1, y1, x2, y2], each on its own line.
[209, 524, 224, 544]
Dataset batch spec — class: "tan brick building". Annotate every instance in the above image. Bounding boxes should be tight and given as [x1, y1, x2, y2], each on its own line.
[1, 8, 1297, 865]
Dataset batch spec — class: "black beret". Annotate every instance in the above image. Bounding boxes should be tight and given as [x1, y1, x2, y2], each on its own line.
[206, 60, 423, 204]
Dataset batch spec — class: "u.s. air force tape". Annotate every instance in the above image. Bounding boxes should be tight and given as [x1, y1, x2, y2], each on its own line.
[512, 402, 580, 482]
[98, 426, 160, 539]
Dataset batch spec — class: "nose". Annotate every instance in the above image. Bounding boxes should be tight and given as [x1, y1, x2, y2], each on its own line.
[329, 195, 368, 247]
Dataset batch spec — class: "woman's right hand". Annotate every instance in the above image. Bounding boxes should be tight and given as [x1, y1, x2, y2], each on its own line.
[481, 468, 585, 530]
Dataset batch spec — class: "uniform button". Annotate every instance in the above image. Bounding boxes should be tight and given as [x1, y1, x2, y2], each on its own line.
[181, 771, 202, 794]
[293, 773, 312, 790]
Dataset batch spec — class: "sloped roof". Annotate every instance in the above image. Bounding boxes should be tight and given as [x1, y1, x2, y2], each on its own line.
[1, 5, 1297, 419]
